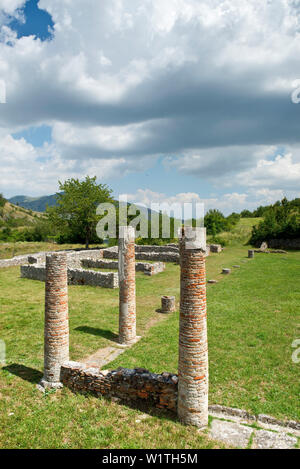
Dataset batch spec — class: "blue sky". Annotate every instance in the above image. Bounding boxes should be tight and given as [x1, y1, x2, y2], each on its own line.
[8, 0, 53, 40]
[0, 1, 299, 214]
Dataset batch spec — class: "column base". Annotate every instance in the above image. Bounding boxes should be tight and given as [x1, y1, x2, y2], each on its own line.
[37, 378, 63, 392]
[117, 336, 141, 348]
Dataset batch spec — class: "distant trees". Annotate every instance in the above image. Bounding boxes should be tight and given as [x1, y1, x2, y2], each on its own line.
[0, 193, 6, 208]
[250, 198, 300, 245]
[204, 209, 240, 236]
[47, 176, 113, 248]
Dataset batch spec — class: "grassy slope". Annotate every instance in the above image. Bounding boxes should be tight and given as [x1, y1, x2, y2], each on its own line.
[1, 202, 42, 220]
[207, 217, 262, 246]
[0, 202, 44, 235]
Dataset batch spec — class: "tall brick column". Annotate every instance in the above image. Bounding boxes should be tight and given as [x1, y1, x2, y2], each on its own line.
[118, 226, 136, 345]
[178, 226, 208, 428]
[39, 252, 69, 389]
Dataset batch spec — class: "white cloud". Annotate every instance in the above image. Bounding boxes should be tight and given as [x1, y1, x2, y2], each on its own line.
[0, 133, 129, 197]
[121, 188, 249, 216]
[1, 0, 300, 204]
[120, 186, 296, 216]
[0, 0, 25, 15]
[240, 152, 300, 190]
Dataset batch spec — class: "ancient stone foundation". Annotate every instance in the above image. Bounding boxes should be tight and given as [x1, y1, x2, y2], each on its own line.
[40, 253, 69, 389]
[178, 227, 208, 429]
[118, 227, 136, 345]
[80, 258, 165, 276]
[33, 229, 210, 430]
[161, 296, 176, 313]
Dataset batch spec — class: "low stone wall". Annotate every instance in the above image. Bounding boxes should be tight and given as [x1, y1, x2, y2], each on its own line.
[81, 258, 165, 275]
[0, 252, 45, 268]
[136, 252, 180, 263]
[0, 248, 103, 269]
[20, 265, 118, 289]
[135, 245, 179, 253]
[267, 239, 300, 250]
[60, 362, 178, 412]
[102, 248, 180, 263]
[68, 268, 118, 288]
[141, 261, 165, 276]
[20, 264, 46, 281]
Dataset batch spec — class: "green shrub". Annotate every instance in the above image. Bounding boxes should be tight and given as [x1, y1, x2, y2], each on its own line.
[250, 198, 300, 245]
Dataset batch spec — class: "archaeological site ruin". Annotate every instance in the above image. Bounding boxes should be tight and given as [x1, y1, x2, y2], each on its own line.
[34, 227, 209, 429]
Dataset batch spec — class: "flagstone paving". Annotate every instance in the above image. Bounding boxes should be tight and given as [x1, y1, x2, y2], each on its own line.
[207, 408, 299, 449]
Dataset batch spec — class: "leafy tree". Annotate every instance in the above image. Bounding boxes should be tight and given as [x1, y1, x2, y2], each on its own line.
[0, 193, 6, 209]
[241, 209, 253, 218]
[204, 209, 228, 235]
[47, 176, 113, 248]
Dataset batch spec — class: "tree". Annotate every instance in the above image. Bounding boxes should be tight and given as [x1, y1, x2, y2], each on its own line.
[0, 193, 6, 208]
[240, 209, 253, 218]
[204, 209, 228, 235]
[47, 176, 113, 248]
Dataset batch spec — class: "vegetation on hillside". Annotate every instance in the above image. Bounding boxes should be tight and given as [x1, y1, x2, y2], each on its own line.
[250, 198, 300, 246]
[2, 183, 300, 248]
[0, 193, 49, 243]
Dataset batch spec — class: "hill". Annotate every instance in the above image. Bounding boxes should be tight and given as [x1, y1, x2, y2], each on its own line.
[0, 201, 42, 223]
[9, 194, 58, 212]
[0, 200, 45, 242]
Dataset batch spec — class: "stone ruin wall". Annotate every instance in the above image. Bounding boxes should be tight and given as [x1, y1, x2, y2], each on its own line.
[0, 241, 218, 270]
[81, 258, 165, 276]
[61, 362, 178, 413]
[266, 238, 300, 250]
[20, 264, 119, 289]
[0, 249, 103, 269]
[102, 246, 180, 263]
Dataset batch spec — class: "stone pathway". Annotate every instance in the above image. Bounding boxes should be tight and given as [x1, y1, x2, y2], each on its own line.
[82, 346, 124, 368]
[82, 336, 142, 368]
[207, 406, 299, 449]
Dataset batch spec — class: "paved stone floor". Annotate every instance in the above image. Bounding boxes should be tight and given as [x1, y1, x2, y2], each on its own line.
[207, 407, 299, 449]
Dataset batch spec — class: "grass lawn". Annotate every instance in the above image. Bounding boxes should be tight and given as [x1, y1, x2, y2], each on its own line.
[0, 240, 299, 448]
[0, 241, 104, 260]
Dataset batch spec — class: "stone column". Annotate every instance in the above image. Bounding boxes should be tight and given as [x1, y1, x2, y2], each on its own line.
[118, 226, 136, 345]
[39, 252, 69, 389]
[248, 250, 254, 259]
[178, 226, 208, 429]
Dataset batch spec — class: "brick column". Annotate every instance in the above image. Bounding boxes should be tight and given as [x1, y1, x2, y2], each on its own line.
[39, 252, 69, 389]
[118, 226, 136, 345]
[178, 226, 208, 428]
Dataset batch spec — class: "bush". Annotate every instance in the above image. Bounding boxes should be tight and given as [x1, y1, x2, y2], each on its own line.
[250, 198, 300, 245]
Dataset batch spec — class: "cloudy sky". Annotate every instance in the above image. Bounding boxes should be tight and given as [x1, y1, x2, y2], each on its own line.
[0, 0, 299, 214]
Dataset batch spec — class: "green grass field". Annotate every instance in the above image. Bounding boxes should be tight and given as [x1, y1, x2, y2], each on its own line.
[0, 241, 105, 260]
[0, 235, 299, 448]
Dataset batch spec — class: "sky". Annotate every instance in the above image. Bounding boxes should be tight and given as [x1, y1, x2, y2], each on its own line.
[0, 0, 300, 215]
